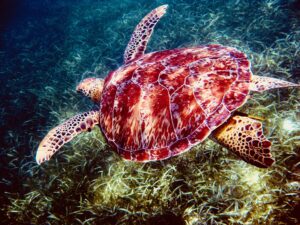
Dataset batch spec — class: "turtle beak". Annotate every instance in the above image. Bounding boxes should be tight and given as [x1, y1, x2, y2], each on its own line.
[76, 82, 86, 97]
[76, 83, 84, 93]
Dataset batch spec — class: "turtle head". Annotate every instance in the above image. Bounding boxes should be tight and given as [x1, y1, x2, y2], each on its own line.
[76, 77, 104, 103]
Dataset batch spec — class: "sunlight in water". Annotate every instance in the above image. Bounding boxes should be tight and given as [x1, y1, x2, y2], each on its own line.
[237, 165, 268, 191]
[281, 118, 299, 133]
[243, 170, 261, 186]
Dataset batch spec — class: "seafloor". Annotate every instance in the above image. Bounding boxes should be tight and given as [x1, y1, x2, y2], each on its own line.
[0, 0, 299, 224]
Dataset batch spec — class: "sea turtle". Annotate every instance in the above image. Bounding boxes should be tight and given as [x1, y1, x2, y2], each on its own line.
[36, 5, 299, 168]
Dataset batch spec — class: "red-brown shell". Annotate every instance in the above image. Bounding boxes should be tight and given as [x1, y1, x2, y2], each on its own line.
[100, 44, 251, 161]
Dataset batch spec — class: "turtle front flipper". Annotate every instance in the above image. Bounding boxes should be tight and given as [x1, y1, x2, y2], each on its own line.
[250, 75, 299, 92]
[36, 110, 99, 164]
[211, 115, 274, 168]
[123, 5, 168, 64]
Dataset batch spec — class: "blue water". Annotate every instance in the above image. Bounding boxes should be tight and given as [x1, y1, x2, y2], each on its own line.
[0, 0, 299, 224]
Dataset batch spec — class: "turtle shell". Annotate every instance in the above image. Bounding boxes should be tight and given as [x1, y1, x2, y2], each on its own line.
[100, 44, 251, 161]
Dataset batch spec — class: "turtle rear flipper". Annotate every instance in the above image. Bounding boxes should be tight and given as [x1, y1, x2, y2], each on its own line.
[250, 75, 299, 92]
[211, 115, 274, 168]
[36, 110, 99, 164]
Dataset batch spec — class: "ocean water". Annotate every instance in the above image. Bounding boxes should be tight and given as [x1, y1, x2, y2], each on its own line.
[0, 0, 299, 224]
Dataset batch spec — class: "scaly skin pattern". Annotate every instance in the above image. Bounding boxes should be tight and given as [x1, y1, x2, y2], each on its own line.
[100, 44, 251, 161]
[76, 77, 104, 103]
[212, 115, 274, 168]
[124, 5, 168, 64]
[36, 110, 99, 164]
